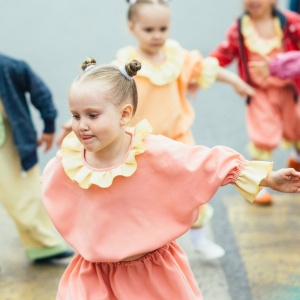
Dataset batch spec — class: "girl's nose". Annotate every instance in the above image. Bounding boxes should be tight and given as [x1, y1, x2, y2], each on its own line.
[79, 119, 89, 131]
[153, 31, 161, 39]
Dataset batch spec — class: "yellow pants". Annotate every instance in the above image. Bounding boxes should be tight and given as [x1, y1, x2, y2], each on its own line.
[0, 103, 67, 260]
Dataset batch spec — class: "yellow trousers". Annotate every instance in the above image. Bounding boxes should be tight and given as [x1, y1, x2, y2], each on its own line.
[0, 102, 67, 260]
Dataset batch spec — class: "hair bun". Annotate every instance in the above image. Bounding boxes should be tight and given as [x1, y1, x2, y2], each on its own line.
[82, 57, 97, 71]
[125, 60, 142, 77]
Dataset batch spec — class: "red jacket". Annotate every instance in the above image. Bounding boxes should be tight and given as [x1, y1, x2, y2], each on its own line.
[210, 9, 300, 93]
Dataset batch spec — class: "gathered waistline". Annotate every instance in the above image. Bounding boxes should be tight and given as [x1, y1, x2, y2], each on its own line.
[121, 251, 151, 262]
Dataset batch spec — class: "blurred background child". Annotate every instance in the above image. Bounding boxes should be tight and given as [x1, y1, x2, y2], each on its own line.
[0, 53, 73, 262]
[210, 0, 300, 205]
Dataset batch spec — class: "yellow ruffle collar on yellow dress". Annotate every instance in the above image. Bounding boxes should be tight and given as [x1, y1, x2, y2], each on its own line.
[116, 39, 184, 86]
[61, 119, 152, 189]
[241, 14, 283, 56]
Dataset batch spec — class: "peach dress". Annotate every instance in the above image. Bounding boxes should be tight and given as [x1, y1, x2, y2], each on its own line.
[241, 15, 300, 159]
[42, 120, 272, 300]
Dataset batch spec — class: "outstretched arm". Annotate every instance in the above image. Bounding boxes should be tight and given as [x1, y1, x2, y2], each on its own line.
[249, 52, 300, 81]
[260, 168, 300, 193]
[216, 67, 255, 99]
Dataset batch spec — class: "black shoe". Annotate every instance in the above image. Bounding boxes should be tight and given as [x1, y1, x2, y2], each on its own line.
[33, 249, 74, 263]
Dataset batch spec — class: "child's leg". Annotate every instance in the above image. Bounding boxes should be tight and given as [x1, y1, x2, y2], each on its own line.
[0, 121, 71, 261]
[246, 88, 283, 204]
[176, 131, 225, 259]
[190, 206, 225, 260]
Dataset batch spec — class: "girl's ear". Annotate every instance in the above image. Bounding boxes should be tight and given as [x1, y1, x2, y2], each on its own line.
[128, 21, 135, 35]
[120, 103, 133, 126]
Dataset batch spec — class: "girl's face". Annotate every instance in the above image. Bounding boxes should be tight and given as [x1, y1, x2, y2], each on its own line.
[68, 82, 132, 156]
[129, 4, 170, 55]
[243, 0, 276, 19]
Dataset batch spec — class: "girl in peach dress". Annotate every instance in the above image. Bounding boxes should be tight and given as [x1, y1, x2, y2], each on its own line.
[42, 58, 300, 300]
[57, 0, 256, 260]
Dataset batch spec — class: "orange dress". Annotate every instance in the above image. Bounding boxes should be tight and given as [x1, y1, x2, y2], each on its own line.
[42, 121, 272, 300]
[115, 40, 219, 227]
[115, 39, 219, 145]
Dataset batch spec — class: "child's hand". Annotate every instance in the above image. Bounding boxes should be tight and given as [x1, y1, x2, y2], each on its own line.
[37, 133, 54, 152]
[248, 57, 270, 82]
[216, 67, 255, 99]
[56, 119, 73, 146]
[56, 126, 72, 146]
[260, 169, 300, 193]
[233, 78, 256, 99]
[187, 80, 199, 98]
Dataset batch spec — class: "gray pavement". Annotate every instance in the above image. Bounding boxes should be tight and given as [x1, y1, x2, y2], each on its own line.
[1, 1, 299, 300]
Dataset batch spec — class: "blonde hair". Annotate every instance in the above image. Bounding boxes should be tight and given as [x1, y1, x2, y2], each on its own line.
[126, 0, 169, 21]
[75, 58, 142, 116]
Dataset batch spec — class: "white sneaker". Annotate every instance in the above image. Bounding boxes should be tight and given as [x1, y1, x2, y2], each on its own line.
[193, 239, 225, 260]
[189, 227, 225, 260]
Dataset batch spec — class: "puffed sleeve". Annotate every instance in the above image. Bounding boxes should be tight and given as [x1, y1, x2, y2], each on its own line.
[287, 11, 300, 48]
[209, 21, 240, 67]
[196, 57, 219, 89]
[181, 51, 218, 90]
[234, 161, 273, 202]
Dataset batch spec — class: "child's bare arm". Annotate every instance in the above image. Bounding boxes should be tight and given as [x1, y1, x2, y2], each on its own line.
[216, 67, 255, 99]
[260, 168, 300, 193]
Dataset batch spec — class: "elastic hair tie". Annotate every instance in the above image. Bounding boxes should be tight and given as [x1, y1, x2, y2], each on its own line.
[119, 65, 133, 80]
[128, 0, 137, 5]
[85, 64, 95, 72]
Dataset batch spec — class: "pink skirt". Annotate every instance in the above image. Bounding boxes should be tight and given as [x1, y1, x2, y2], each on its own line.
[57, 241, 203, 299]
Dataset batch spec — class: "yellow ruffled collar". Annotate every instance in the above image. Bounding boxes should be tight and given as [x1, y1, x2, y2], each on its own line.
[61, 120, 152, 189]
[241, 14, 283, 55]
[116, 39, 184, 86]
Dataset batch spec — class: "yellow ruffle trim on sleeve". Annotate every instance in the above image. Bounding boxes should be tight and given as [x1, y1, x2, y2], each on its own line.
[241, 15, 283, 56]
[234, 160, 273, 203]
[61, 119, 152, 189]
[116, 39, 184, 86]
[196, 57, 219, 89]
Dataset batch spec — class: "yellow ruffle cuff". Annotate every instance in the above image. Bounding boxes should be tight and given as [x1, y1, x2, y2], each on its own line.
[116, 39, 184, 86]
[196, 57, 219, 89]
[234, 161, 273, 203]
[241, 14, 283, 56]
[61, 119, 152, 189]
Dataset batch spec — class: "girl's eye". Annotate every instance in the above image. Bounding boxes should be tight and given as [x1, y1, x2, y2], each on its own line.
[73, 114, 80, 120]
[160, 27, 168, 32]
[89, 114, 98, 119]
[144, 28, 153, 33]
